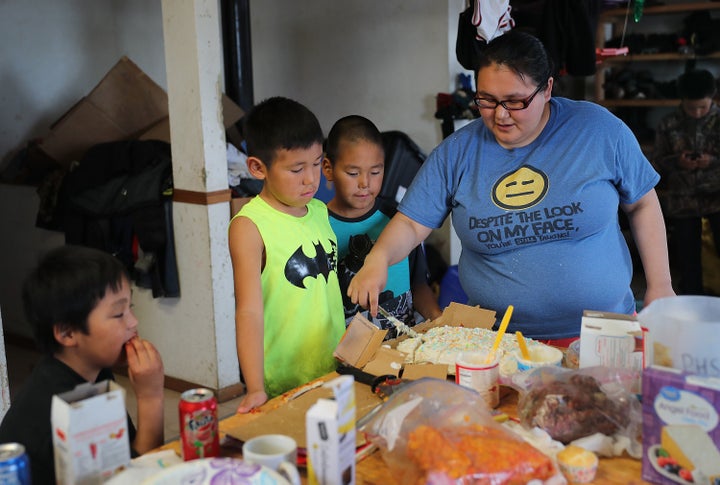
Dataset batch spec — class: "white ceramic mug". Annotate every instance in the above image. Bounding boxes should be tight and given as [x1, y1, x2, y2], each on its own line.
[242, 434, 300, 485]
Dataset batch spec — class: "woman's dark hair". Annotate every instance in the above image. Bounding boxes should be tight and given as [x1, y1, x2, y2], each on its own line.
[243, 96, 324, 167]
[678, 69, 717, 100]
[325, 115, 383, 165]
[22, 245, 128, 354]
[476, 31, 553, 87]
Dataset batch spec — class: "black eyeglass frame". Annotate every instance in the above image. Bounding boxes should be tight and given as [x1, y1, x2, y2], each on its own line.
[473, 81, 549, 111]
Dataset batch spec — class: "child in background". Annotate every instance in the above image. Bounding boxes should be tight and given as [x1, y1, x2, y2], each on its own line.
[653, 69, 720, 295]
[323, 115, 442, 338]
[229, 97, 346, 413]
[0, 245, 165, 484]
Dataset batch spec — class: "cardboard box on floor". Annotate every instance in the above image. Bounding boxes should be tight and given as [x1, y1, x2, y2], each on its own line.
[51, 380, 130, 485]
[333, 302, 497, 379]
[39, 56, 244, 167]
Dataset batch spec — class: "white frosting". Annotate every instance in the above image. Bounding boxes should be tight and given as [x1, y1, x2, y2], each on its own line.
[396, 325, 548, 376]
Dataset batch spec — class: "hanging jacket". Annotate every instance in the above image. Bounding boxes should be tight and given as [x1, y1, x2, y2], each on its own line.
[59, 139, 180, 297]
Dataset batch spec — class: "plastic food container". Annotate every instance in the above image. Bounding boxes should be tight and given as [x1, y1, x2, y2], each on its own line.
[513, 345, 564, 371]
[565, 339, 580, 369]
[637, 295, 720, 376]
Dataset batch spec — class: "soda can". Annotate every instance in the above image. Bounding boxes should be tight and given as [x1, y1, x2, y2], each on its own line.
[179, 388, 220, 461]
[0, 442, 31, 485]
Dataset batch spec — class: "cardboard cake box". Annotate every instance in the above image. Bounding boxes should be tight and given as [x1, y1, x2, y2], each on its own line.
[225, 304, 497, 451]
[641, 365, 720, 485]
[333, 302, 497, 378]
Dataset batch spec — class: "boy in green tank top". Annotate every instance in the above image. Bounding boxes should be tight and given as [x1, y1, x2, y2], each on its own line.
[229, 97, 345, 413]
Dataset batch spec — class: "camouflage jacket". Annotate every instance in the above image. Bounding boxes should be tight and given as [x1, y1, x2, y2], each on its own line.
[652, 105, 720, 218]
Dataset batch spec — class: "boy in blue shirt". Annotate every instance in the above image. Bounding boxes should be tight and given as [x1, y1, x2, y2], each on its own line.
[322, 115, 441, 337]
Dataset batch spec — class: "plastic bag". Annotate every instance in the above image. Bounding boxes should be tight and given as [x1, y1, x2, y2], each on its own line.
[360, 378, 561, 484]
[514, 366, 642, 455]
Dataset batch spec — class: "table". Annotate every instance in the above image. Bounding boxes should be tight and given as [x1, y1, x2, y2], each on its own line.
[158, 373, 650, 484]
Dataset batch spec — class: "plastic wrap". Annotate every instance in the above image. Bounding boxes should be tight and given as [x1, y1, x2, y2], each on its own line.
[360, 378, 561, 484]
[514, 366, 642, 454]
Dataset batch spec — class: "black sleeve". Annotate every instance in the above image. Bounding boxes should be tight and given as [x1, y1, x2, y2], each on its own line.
[0, 393, 56, 484]
[128, 413, 139, 458]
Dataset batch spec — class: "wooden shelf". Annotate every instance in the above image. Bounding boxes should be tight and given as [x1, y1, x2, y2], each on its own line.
[601, 51, 720, 63]
[599, 98, 681, 108]
[595, 1, 719, 147]
[601, 1, 720, 18]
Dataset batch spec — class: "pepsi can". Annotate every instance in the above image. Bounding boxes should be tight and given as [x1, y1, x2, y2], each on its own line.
[0, 443, 30, 484]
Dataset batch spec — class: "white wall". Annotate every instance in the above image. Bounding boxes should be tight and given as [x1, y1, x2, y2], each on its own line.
[250, 0, 450, 155]
[0, 0, 167, 161]
[0, 0, 456, 388]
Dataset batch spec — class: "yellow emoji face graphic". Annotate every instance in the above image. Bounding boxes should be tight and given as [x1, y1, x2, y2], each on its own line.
[492, 166, 548, 210]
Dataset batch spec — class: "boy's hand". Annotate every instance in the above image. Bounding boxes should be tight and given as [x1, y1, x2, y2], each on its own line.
[679, 151, 699, 170]
[125, 337, 164, 400]
[236, 390, 268, 414]
[696, 153, 711, 169]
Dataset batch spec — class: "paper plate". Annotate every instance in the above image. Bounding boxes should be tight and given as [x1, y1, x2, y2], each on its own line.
[142, 457, 292, 485]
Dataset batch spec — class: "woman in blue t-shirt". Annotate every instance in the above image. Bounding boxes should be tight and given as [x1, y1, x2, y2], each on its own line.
[347, 31, 674, 344]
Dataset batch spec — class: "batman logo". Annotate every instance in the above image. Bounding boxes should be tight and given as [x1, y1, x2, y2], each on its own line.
[284, 240, 337, 289]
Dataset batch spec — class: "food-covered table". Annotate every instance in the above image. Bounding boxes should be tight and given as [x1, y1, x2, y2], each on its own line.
[156, 372, 650, 484]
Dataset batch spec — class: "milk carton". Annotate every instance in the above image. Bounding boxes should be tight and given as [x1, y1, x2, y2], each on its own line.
[306, 375, 356, 485]
[51, 380, 130, 485]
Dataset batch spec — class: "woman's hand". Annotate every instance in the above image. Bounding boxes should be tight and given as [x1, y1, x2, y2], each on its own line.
[347, 253, 389, 317]
[643, 282, 675, 310]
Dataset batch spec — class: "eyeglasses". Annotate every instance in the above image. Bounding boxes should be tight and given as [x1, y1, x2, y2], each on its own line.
[473, 82, 548, 111]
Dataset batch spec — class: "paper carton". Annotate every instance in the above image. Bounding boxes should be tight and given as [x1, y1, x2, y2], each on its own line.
[306, 375, 356, 485]
[641, 366, 720, 485]
[51, 380, 130, 485]
[579, 310, 643, 392]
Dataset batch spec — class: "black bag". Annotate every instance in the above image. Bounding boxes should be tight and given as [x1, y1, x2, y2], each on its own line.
[456, 4, 487, 71]
[378, 131, 426, 208]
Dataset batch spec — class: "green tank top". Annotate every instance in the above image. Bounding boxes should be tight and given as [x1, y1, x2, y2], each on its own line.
[234, 197, 345, 397]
